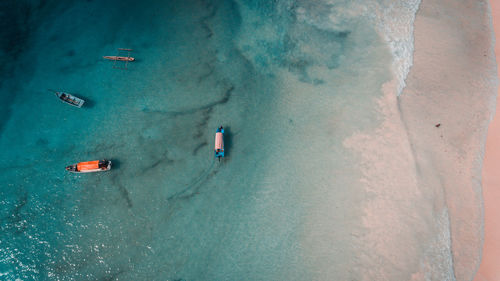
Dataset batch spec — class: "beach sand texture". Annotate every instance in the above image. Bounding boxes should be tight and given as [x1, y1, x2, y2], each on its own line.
[475, 1, 500, 280]
[398, 0, 497, 279]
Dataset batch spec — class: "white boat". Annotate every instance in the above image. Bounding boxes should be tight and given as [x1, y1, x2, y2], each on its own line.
[51, 90, 85, 108]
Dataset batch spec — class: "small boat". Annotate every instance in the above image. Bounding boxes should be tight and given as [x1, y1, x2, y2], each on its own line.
[215, 126, 224, 160]
[103, 56, 135, 62]
[51, 90, 85, 108]
[66, 160, 112, 173]
[103, 48, 135, 69]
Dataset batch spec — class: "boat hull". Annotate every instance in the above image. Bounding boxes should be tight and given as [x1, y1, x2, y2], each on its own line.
[103, 56, 135, 62]
[66, 160, 112, 173]
[55, 91, 85, 108]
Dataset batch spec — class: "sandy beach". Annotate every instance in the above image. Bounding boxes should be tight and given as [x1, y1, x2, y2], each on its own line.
[474, 1, 500, 280]
[398, 0, 497, 279]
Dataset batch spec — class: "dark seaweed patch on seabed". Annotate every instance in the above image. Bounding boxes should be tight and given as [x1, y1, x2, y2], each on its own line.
[282, 25, 350, 83]
[197, 61, 216, 84]
[148, 157, 174, 169]
[143, 85, 233, 117]
[110, 173, 133, 208]
[166, 161, 218, 201]
[142, 147, 175, 171]
[194, 108, 212, 139]
[193, 141, 208, 155]
[199, 0, 217, 39]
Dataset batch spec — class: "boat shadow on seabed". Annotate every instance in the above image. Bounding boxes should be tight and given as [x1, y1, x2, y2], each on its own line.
[221, 126, 232, 159]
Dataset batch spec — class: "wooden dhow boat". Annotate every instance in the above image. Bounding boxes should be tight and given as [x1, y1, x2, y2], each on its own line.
[103, 48, 135, 69]
[66, 160, 112, 173]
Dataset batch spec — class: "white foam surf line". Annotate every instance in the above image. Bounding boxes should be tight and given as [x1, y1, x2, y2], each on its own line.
[417, 209, 456, 281]
[367, 0, 422, 96]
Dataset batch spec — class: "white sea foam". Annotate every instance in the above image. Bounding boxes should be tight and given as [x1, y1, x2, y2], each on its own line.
[369, 0, 421, 96]
[416, 209, 455, 281]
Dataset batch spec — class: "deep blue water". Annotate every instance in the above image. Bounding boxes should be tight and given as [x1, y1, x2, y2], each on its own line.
[0, 0, 403, 280]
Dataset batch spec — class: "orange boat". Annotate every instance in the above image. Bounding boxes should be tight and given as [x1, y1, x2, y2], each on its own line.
[66, 160, 112, 173]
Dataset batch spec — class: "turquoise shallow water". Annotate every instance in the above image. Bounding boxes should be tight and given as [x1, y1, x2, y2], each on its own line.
[0, 0, 427, 280]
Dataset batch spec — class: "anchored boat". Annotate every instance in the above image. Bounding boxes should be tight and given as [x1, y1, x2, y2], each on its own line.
[103, 48, 135, 69]
[103, 55, 135, 61]
[66, 160, 112, 173]
[51, 90, 85, 108]
[215, 126, 224, 161]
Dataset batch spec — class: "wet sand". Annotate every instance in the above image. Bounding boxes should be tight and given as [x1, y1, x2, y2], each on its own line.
[474, 1, 500, 280]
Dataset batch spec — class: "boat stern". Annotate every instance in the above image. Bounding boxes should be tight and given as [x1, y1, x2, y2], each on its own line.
[99, 160, 112, 171]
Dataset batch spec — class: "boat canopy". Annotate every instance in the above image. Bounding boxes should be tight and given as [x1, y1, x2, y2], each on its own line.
[215, 132, 224, 150]
[77, 161, 100, 171]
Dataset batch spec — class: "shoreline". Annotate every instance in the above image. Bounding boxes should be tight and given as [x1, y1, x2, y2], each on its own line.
[474, 1, 500, 280]
[399, 0, 497, 279]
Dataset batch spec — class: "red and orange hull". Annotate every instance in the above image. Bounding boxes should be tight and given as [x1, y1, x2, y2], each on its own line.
[66, 160, 112, 173]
